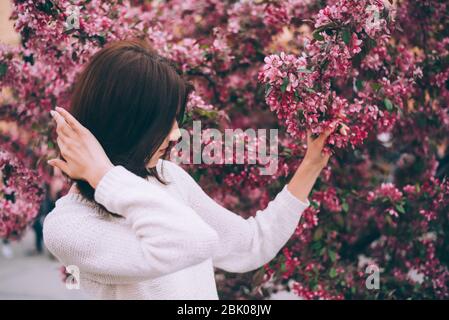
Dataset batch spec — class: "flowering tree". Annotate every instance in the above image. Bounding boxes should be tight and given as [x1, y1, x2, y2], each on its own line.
[1, 0, 448, 299]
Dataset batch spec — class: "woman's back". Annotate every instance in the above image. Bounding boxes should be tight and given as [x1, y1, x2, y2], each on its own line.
[43, 160, 221, 299]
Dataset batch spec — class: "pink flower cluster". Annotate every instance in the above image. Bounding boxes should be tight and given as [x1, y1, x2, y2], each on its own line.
[367, 182, 404, 202]
[1, 0, 449, 300]
[259, 0, 394, 152]
[0, 150, 43, 240]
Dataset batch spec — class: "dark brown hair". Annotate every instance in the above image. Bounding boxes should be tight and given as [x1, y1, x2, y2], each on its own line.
[69, 39, 193, 201]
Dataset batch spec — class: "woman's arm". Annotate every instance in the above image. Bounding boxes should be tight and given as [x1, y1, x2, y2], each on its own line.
[164, 126, 344, 273]
[164, 161, 308, 273]
[286, 127, 340, 202]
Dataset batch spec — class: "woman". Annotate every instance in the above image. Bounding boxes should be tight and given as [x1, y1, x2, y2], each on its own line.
[43, 39, 341, 300]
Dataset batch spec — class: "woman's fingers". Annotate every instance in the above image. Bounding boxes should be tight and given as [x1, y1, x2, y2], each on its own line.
[55, 106, 84, 133]
[56, 119, 73, 139]
[309, 122, 338, 151]
[306, 129, 312, 146]
[56, 131, 78, 157]
[316, 127, 332, 147]
[305, 122, 349, 163]
[51, 110, 75, 138]
[316, 121, 342, 143]
[51, 110, 65, 127]
[56, 136, 70, 159]
[49, 107, 88, 180]
[47, 158, 70, 176]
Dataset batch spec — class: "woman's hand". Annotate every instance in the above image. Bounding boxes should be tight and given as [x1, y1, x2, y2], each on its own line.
[303, 122, 350, 170]
[287, 122, 349, 203]
[303, 128, 333, 170]
[47, 106, 114, 189]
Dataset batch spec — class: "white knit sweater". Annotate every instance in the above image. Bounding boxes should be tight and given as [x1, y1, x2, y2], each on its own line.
[43, 159, 310, 300]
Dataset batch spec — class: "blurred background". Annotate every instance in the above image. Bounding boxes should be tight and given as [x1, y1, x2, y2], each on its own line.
[0, 0, 86, 300]
[1, 0, 448, 300]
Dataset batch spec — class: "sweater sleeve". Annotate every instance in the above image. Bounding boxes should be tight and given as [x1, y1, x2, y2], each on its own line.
[164, 161, 310, 273]
[43, 165, 219, 285]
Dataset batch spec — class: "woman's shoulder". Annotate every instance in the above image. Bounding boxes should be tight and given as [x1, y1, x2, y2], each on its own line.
[159, 159, 194, 182]
[157, 159, 203, 203]
[43, 193, 127, 250]
[44, 193, 117, 226]
[159, 158, 186, 173]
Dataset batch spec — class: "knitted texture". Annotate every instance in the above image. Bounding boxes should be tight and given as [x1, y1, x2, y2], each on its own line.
[43, 159, 310, 299]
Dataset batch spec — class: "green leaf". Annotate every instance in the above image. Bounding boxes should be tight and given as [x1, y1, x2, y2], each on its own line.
[265, 83, 273, 98]
[355, 79, 363, 91]
[282, 147, 292, 155]
[38, 0, 55, 14]
[415, 183, 421, 193]
[195, 108, 219, 119]
[311, 241, 322, 251]
[313, 227, 324, 241]
[320, 59, 329, 71]
[328, 250, 337, 262]
[370, 82, 382, 92]
[342, 29, 351, 45]
[310, 279, 318, 291]
[297, 109, 305, 122]
[297, 68, 313, 74]
[342, 202, 349, 212]
[0, 63, 7, 78]
[294, 90, 301, 101]
[280, 262, 286, 272]
[305, 87, 316, 93]
[192, 170, 202, 183]
[280, 77, 289, 93]
[94, 35, 106, 46]
[319, 247, 326, 256]
[313, 30, 325, 41]
[395, 204, 405, 214]
[329, 268, 337, 278]
[384, 98, 394, 111]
